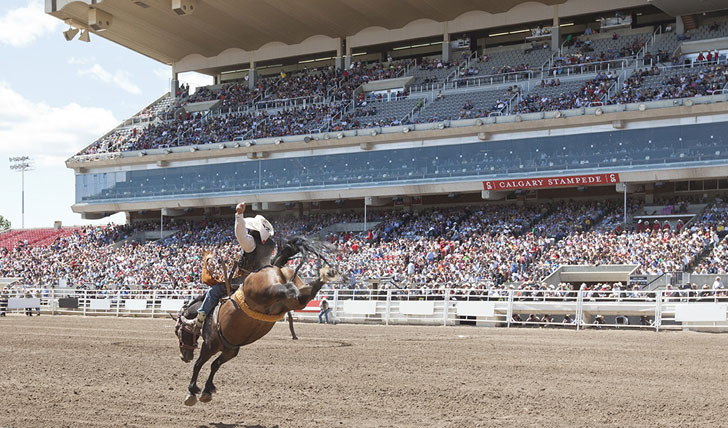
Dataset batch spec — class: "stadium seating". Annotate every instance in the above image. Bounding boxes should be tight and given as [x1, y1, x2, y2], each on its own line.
[347, 97, 424, 128]
[0, 228, 80, 250]
[685, 21, 728, 41]
[477, 43, 553, 76]
[416, 87, 515, 121]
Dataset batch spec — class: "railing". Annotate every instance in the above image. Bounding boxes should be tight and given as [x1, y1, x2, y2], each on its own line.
[443, 65, 461, 85]
[403, 98, 425, 124]
[4, 288, 728, 331]
[255, 95, 325, 111]
[408, 81, 446, 94]
[602, 80, 617, 105]
[395, 58, 416, 79]
[503, 92, 519, 115]
[546, 56, 635, 77]
[650, 25, 662, 49]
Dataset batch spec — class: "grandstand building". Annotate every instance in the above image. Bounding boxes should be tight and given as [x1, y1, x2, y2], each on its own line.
[47, 0, 728, 224]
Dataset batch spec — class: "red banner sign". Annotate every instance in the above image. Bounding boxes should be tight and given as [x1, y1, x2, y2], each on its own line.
[483, 173, 620, 191]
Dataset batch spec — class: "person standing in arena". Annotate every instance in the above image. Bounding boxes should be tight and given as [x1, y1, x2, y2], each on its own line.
[35, 289, 41, 316]
[185, 201, 275, 334]
[318, 296, 332, 324]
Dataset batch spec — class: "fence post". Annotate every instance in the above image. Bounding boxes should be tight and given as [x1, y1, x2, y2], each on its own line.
[506, 290, 514, 328]
[51, 287, 56, 315]
[576, 289, 584, 331]
[654, 291, 662, 332]
[116, 290, 121, 317]
[333, 289, 339, 324]
[151, 289, 156, 319]
[82, 289, 87, 317]
[385, 289, 391, 326]
[443, 289, 450, 326]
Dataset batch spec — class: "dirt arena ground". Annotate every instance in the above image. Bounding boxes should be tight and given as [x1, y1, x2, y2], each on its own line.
[0, 316, 727, 428]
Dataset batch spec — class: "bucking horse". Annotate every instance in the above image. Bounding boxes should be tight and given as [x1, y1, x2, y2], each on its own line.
[173, 234, 337, 406]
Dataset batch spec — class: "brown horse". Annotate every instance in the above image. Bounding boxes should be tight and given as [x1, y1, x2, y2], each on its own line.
[173, 248, 298, 363]
[179, 237, 337, 405]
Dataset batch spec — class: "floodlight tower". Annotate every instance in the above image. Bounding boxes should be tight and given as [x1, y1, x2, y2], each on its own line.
[9, 156, 33, 229]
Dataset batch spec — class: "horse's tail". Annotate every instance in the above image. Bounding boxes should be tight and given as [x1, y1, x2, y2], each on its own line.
[272, 236, 336, 275]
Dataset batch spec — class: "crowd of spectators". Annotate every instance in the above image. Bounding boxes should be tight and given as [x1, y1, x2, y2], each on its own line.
[2, 196, 728, 290]
[512, 74, 614, 113]
[612, 64, 727, 104]
[75, 35, 728, 157]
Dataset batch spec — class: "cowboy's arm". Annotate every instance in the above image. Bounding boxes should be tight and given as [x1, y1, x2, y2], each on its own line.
[234, 203, 256, 253]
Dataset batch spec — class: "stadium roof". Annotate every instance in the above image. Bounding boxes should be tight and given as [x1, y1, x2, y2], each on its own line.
[47, 0, 570, 65]
[650, 0, 728, 17]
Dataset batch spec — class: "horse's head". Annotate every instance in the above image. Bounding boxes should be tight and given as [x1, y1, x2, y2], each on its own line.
[171, 312, 196, 363]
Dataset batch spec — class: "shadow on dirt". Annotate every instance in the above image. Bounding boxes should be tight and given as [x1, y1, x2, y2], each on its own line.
[198, 424, 281, 428]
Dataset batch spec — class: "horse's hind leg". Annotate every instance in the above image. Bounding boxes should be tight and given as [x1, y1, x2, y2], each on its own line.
[200, 347, 239, 403]
[185, 343, 217, 406]
[288, 311, 298, 340]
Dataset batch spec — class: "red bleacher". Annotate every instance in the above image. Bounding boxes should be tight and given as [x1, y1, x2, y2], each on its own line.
[0, 228, 80, 250]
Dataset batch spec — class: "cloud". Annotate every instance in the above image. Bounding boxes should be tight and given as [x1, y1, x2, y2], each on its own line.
[153, 66, 171, 81]
[0, 81, 118, 166]
[67, 56, 94, 65]
[0, 1, 62, 47]
[78, 64, 142, 95]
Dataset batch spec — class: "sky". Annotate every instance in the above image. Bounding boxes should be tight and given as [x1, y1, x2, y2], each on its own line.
[0, 0, 212, 229]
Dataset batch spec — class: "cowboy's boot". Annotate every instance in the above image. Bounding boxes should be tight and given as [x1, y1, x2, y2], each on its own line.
[193, 312, 205, 335]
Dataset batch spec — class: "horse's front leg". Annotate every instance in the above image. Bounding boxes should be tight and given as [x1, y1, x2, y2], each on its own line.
[200, 347, 240, 403]
[185, 343, 217, 406]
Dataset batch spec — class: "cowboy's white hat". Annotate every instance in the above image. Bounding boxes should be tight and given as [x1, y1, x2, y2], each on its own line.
[245, 215, 275, 243]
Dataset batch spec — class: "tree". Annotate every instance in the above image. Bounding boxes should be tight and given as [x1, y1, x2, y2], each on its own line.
[0, 215, 10, 231]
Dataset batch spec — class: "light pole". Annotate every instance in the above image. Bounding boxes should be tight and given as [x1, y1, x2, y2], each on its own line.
[9, 156, 33, 229]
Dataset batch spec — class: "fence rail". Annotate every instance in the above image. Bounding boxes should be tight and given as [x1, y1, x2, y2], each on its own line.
[2, 288, 728, 331]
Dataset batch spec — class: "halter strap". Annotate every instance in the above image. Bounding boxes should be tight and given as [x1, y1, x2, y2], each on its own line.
[232, 288, 287, 322]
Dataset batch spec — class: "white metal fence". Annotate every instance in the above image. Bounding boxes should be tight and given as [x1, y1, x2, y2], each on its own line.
[2, 288, 728, 331]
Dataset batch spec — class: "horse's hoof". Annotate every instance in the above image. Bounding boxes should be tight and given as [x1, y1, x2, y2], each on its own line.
[199, 392, 212, 403]
[184, 393, 197, 406]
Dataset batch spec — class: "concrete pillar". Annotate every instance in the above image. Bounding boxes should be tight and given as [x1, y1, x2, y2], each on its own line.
[171, 72, 179, 99]
[335, 37, 344, 70]
[676, 16, 685, 34]
[344, 38, 352, 69]
[248, 61, 256, 90]
[551, 6, 560, 52]
[442, 31, 451, 63]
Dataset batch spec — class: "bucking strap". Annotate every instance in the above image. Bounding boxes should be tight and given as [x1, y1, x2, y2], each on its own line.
[232, 288, 286, 322]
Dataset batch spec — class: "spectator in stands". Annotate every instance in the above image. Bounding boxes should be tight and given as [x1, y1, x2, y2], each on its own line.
[526, 313, 540, 326]
[541, 314, 553, 326]
[593, 314, 605, 327]
[713, 276, 724, 290]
